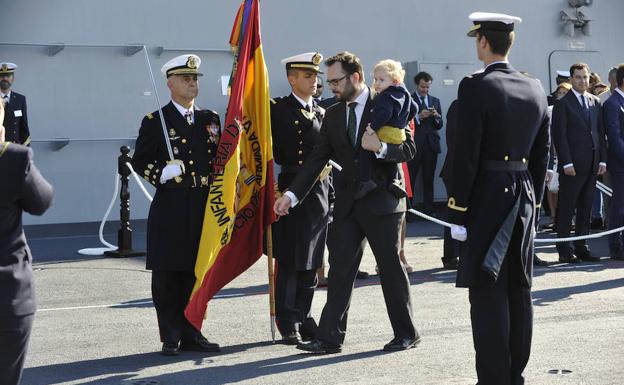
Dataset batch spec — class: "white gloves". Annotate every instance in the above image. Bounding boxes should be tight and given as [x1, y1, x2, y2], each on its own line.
[160, 163, 183, 184]
[450, 224, 467, 242]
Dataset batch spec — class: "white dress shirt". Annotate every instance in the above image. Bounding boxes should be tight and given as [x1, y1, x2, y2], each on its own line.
[172, 100, 195, 124]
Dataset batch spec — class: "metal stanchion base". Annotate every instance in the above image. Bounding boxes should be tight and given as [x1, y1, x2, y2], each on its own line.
[104, 249, 146, 258]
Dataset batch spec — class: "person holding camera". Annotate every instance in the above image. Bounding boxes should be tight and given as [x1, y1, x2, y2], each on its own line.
[408, 71, 443, 217]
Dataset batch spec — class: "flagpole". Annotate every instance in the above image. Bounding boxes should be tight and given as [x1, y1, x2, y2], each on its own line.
[266, 226, 277, 342]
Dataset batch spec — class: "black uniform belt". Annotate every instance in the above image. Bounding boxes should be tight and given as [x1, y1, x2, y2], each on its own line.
[485, 160, 528, 171]
[163, 174, 211, 188]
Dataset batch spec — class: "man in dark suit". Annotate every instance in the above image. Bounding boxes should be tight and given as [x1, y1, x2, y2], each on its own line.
[603, 64, 624, 260]
[274, 51, 419, 354]
[552, 62, 607, 263]
[447, 13, 550, 384]
[0, 99, 54, 385]
[132, 54, 221, 356]
[270, 52, 331, 344]
[0, 63, 30, 146]
[439, 99, 459, 269]
[408, 71, 443, 215]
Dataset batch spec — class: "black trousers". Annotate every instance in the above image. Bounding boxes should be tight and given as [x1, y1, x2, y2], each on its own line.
[151, 270, 200, 345]
[274, 263, 317, 338]
[407, 145, 438, 213]
[317, 203, 416, 346]
[0, 314, 34, 385]
[556, 171, 596, 255]
[468, 222, 533, 385]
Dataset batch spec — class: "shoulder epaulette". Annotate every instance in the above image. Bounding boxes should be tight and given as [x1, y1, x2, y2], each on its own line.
[146, 112, 154, 120]
[271, 98, 277, 105]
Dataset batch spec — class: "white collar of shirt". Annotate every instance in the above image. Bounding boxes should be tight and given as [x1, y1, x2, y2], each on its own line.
[1, 91, 10, 100]
[571, 88, 588, 106]
[291, 93, 312, 109]
[615, 88, 624, 99]
[484, 60, 509, 71]
[346, 86, 370, 136]
[416, 93, 428, 106]
[172, 100, 195, 123]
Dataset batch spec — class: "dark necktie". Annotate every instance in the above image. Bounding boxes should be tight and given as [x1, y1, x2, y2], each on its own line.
[347, 102, 358, 147]
[305, 104, 311, 113]
[582, 95, 590, 123]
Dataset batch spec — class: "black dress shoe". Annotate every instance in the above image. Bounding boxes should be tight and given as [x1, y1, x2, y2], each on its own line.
[161, 342, 180, 356]
[533, 254, 549, 266]
[558, 254, 580, 264]
[356, 270, 370, 279]
[180, 335, 221, 352]
[611, 250, 624, 261]
[575, 249, 600, 262]
[296, 339, 341, 354]
[280, 331, 302, 345]
[383, 336, 421, 352]
[441, 257, 459, 269]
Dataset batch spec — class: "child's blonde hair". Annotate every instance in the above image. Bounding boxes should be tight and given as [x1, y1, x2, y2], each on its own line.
[373, 59, 405, 83]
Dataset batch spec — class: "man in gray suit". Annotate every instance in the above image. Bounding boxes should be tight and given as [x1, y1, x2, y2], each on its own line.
[0, 99, 54, 385]
[408, 72, 443, 215]
[274, 51, 419, 354]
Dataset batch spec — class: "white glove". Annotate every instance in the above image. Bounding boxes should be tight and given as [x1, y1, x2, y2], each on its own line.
[450, 224, 467, 242]
[160, 163, 183, 184]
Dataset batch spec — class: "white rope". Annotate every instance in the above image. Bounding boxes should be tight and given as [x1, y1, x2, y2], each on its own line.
[408, 208, 624, 244]
[125, 162, 153, 203]
[77, 172, 119, 255]
[77, 161, 154, 256]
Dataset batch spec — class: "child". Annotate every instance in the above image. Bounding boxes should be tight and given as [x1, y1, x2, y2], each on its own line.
[355, 59, 418, 199]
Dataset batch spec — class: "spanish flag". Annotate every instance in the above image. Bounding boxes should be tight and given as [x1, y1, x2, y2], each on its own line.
[185, 0, 275, 330]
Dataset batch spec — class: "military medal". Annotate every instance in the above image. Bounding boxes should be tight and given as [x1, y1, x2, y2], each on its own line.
[169, 128, 176, 137]
[173, 147, 179, 155]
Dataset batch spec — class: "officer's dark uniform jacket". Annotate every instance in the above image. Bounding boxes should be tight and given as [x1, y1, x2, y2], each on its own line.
[271, 94, 330, 270]
[132, 101, 220, 272]
[447, 63, 550, 288]
[0, 143, 53, 317]
[2, 92, 30, 146]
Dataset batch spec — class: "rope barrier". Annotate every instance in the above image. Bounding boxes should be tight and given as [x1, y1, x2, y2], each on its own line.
[77, 161, 153, 256]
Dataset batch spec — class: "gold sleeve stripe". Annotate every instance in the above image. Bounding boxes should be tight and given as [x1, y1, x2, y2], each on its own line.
[0, 142, 10, 158]
[447, 197, 468, 212]
[147, 112, 154, 120]
[23, 136, 31, 146]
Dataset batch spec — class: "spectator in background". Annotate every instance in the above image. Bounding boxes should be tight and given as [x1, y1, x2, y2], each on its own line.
[552, 63, 607, 263]
[603, 64, 624, 261]
[0, 97, 54, 385]
[313, 76, 324, 104]
[408, 71, 443, 216]
[0, 63, 30, 146]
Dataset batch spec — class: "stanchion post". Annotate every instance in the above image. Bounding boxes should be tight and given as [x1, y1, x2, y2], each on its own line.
[105, 146, 146, 258]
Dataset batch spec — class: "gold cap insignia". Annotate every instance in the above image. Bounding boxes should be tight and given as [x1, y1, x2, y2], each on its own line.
[187, 56, 198, 69]
[312, 53, 322, 65]
[1, 64, 7, 72]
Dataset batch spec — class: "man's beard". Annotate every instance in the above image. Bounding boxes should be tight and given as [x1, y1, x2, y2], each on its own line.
[335, 80, 357, 102]
[0, 80, 10, 91]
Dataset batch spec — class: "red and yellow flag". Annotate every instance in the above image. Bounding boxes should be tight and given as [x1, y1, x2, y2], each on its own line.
[185, 0, 275, 330]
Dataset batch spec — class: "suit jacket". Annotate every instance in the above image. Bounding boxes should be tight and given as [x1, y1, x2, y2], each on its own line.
[440, 99, 458, 188]
[2, 92, 30, 146]
[132, 102, 220, 271]
[288, 88, 416, 219]
[552, 90, 607, 175]
[447, 63, 550, 288]
[270, 94, 330, 270]
[0, 143, 53, 317]
[603, 90, 624, 173]
[412, 93, 443, 154]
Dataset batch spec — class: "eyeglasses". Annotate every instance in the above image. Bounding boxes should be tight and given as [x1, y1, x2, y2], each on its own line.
[326, 75, 348, 87]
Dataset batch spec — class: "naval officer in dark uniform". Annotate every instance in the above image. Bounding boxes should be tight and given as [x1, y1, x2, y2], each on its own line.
[0, 99, 54, 385]
[271, 52, 331, 344]
[447, 13, 550, 385]
[132, 54, 221, 356]
[0, 63, 31, 146]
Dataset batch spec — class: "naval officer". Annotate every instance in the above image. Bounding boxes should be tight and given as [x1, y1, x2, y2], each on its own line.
[447, 13, 550, 384]
[271, 52, 331, 344]
[0, 63, 30, 146]
[132, 54, 221, 356]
